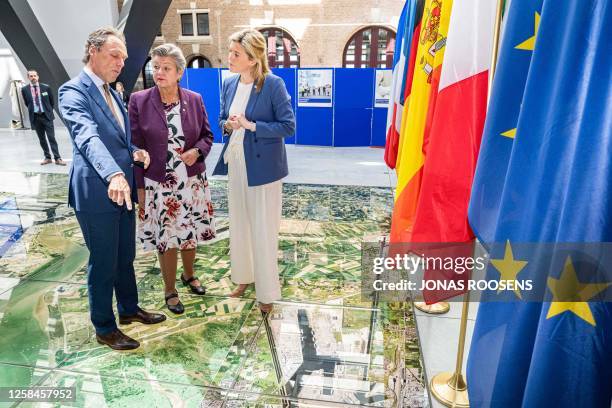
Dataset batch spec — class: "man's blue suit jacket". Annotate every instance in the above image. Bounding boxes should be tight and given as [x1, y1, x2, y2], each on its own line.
[212, 73, 296, 186]
[59, 71, 137, 213]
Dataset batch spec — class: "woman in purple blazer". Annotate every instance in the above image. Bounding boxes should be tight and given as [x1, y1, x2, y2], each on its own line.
[129, 43, 215, 314]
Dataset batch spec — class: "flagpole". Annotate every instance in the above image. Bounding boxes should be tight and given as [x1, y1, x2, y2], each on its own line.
[429, 0, 505, 406]
[488, 0, 504, 104]
[414, 300, 450, 314]
[430, 292, 470, 407]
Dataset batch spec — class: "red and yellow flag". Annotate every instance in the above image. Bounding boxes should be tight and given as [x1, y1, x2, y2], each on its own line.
[390, 0, 452, 243]
[412, 0, 496, 243]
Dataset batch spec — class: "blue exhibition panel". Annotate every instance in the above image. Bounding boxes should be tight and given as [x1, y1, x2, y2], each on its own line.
[371, 68, 392, 146]
[271, 68, 297, 144]
[181, 67, 388, 147]
[295, 68, 334, 146]
[296, 108, 333, 146]
[333, 68, 374, 147]
[183, 68, 222, 142]
[371, 108, 388, 146]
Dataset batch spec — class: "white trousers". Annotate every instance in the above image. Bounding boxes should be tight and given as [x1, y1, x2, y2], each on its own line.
[227, 147, 282, 304]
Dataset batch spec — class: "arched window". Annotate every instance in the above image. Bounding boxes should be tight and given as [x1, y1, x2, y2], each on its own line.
[343, 26, 396, 68]
[258, 27, 300, 68]
[141, 57, 154, 89]
[187, 55, 212, 68]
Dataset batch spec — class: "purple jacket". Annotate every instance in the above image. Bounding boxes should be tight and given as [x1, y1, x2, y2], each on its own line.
[128, 86, 213, 189]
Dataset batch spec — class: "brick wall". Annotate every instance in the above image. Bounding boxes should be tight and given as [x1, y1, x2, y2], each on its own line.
[149, 0, 403, 68]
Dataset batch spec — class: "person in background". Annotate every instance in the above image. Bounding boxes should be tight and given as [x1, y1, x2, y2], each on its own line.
[21, 70, 66, 165]
[129, 43, 216, 315]
[9, 79, 27, 129]
[213, 29, 295, 313]
[59, 27, 166, 351]
[115, 81, 129, 108]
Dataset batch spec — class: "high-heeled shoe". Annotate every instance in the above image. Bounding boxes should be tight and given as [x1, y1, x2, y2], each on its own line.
[258, 302, 273, 313]
[229, 284, 250, 298]
[180, 274, 206, 295]
[165, 293, 184, 315]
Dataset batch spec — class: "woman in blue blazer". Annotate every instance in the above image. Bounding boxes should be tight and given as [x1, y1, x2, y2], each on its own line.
[213, 29, 295, 313]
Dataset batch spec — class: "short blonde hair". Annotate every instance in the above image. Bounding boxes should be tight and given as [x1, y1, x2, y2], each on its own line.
[229, 29, 270, 92]
[151, 43, 186, 74]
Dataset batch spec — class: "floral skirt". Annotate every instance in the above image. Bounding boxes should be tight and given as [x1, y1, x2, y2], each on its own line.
[138, 173, 216, 252]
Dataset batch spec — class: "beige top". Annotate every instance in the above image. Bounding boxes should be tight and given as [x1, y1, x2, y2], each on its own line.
[223, 81, 253, 164]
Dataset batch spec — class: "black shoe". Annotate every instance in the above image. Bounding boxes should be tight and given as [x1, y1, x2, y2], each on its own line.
[119, 307, 167, 325]
[181, 274, 206, 295]
[96, 329, 140, 350]
[164, 293, 184, 315]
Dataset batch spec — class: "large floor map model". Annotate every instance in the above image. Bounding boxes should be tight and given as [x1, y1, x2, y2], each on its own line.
[0, 172, 427, 407]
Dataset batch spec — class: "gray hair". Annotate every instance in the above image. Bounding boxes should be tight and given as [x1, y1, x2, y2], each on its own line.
[151, 43, 186, 73]
[82, 26, 125, 64]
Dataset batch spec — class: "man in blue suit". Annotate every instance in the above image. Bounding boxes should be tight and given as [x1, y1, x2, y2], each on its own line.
[59, 27, 165, 350]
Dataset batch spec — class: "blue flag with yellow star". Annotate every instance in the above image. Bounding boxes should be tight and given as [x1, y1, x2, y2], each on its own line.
[467, 0, 612, 407]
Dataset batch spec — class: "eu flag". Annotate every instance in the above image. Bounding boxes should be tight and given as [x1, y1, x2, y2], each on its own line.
[467, 0, 612, 407]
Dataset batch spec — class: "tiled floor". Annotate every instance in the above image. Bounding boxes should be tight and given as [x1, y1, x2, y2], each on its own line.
[0, 171, 427, 407]
[0, 128, 398, 189]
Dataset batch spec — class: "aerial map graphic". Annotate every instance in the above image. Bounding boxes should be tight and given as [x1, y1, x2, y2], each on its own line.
[0, 172, 426, 407]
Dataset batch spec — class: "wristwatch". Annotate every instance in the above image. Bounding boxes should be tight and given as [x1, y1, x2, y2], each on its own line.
[223, 121, 232, 136]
